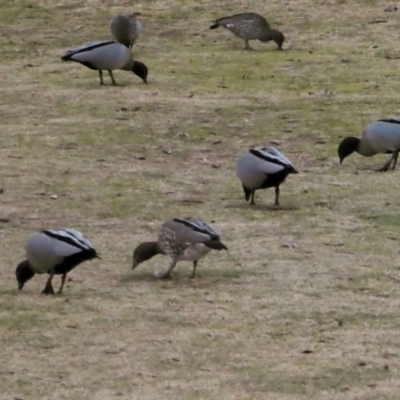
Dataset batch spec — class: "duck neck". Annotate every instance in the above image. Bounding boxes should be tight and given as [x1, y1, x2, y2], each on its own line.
[357, 138, 377, 156]
[121, 58, 134, 71]
[132, 241, 164, 269]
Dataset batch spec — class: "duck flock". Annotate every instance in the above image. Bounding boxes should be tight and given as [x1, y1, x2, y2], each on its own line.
[15, 11, 400, 295]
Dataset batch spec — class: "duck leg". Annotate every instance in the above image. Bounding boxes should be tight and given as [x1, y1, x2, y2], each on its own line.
[158, 258, 177, 279]
[244, 39, 253, 50]
[42, 271, 55, 295]
[274, 186, 280, 206]
[98, 70, 104, 85]
[391, 151, 399, 170]
[108, 71, 117, 85]
[377, 155, 395, 172]
[191, 260, 198, 279]
[58, 273, 67, 294]
[250, 190, 256, 205]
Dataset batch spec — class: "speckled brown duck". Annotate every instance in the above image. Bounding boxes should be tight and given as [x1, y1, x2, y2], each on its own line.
[210, 12, 284, 50]
[132, 217, 228, 279]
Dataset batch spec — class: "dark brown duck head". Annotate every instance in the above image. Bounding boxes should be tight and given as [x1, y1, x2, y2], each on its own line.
[338, 137, 360, 164]
[260, 29, 285, 49]
[132, 61, 148, 84]
[132, 241, 164, 269]
[15, 260, 35, 290]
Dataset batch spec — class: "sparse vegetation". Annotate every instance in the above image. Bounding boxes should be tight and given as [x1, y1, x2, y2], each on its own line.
[1, 0, 400, 399]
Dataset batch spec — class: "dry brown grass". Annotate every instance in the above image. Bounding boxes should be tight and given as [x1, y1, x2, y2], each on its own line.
[2, 0, 400, 399]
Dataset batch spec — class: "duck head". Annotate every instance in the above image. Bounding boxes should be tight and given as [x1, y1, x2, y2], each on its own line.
[15, 260, 35, 290]
[132, 241, 163, 269]
[132, 61, 148, 83]
[338, 137, 360, 164]
[260, 29, 285, 49]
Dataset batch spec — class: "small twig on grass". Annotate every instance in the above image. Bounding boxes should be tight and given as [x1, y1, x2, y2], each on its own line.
[383, 273, 400, 283]
[384, 55, 400, 60]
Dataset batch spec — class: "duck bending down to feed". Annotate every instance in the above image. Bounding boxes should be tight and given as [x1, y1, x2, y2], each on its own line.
[61, 40, 148, 85]
[209, 12, 285, 50]
[110, 12, 142, 49]
[132, 217, 228, 279]
[236, 146, 298, 206]
[338, 119, 400, 171]
[15, 228, 100, 294]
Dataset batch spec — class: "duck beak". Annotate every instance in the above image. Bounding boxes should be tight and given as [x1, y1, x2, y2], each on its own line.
[18, 282, 24, 290]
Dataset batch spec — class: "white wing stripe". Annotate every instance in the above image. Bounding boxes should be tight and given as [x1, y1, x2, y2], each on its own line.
[250, 148, 293, 168]
[64, 40, 115, 56]
[379, 118, 400, 125]
[173, 218, 219, 239]
[44, 229, 93, 252]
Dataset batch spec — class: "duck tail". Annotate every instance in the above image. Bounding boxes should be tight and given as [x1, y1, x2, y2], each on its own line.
[205, 240, 228, 251]
[61, 54, 72, 62]
[209, 22, 220, 29]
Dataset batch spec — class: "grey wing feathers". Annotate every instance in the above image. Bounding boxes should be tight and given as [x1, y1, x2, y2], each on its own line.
[214, 13, 269, 28]
[253, 147, 294, 169]
[261, 147, 294, 167]
[174, 217, 220, 240]
[61, 40, 114, 60]
[43, 228, 94, 252]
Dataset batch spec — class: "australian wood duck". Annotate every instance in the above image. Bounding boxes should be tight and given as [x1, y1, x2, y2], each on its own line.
[210, 12, 284, 50]
[15, 229, 100, 294]
[132, 217, 228, 279]
[236, 146, 298, 206]
[61, 40, 148, 85]
[338, 119, 400, 171]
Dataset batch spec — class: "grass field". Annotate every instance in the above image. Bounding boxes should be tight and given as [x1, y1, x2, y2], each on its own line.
[2, 0, 400, 399]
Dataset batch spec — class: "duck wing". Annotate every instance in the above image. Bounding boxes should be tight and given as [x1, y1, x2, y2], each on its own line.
[211, 13, 269, 29]
[250, 147, 296, 174]
[61, 40, 115, 60]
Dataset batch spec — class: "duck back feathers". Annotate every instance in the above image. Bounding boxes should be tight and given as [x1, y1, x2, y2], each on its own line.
[160, 217, 224, 248]
[172, 217, 228, 251]
[362, 119, 400, 154]
[61, 41, 114, 59]
[250, 147, 297, 173]
[210, 13, 270, 33]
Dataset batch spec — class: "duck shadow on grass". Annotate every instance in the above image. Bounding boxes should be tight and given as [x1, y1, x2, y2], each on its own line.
[0, 288, 20, 296]
[355, 165, 394, 173]
[120, 271, 158, 283]
[224, 202, 300, 212]
[120, 266, 247, 284]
